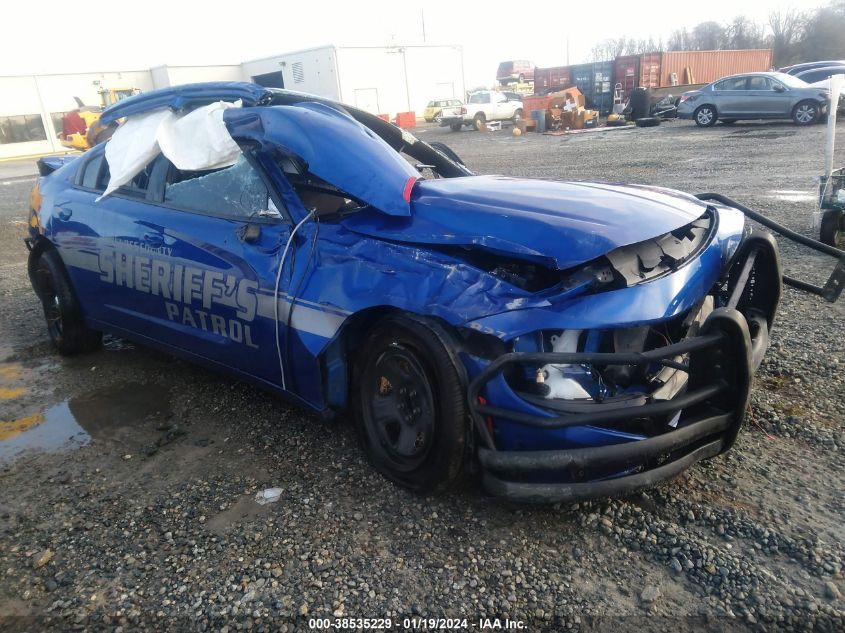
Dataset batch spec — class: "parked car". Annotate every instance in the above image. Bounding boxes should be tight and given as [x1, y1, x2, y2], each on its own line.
[779, 60, 845, 75]
[809, 78, 845, 114]
[26, 81, 801, 502]
[677, 72, 829, 127]
[440, 90, 523, 131]
[423, 98, 462, 123]
[497, 60, 534, 85]
[794, 65, 845, 84]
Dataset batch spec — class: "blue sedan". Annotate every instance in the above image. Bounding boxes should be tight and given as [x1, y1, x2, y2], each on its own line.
[26, 82, 794, 502]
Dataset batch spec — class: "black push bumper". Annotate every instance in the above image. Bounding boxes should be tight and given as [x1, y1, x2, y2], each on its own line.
[469, 232, 783, 503]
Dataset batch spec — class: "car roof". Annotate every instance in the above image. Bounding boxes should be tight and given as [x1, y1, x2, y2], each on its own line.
[796, 65, 845, 75]
[781, 60, 845, 73]
[98, 81, 474, 216]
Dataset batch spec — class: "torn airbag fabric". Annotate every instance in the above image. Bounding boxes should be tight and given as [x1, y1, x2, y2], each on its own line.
[101, 108, 172, 198]
[156, 100, 242, 170]
[101, 101, 241, 199]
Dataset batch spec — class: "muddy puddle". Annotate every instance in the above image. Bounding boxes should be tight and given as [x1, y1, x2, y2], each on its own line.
[0, 381, 171, 464]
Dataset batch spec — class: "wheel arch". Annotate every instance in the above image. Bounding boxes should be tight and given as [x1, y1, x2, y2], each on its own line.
[27, 235, 60, 300]
[318, 306, 471, 413]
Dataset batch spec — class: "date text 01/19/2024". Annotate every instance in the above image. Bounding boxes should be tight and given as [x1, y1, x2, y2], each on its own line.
[307, 617, 525, 630]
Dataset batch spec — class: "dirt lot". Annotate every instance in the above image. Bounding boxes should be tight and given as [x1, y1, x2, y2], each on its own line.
[1, 119, 843, 632]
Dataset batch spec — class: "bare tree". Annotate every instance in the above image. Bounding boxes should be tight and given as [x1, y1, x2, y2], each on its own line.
[667, 28, 692, 51]
[798, 1, 845, 63]
[691, 21, 726, 50]
[769, 8, 804, 67]
[725, 15, 768, 50]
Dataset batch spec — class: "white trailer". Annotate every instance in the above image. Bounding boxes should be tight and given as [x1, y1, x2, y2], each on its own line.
[241, 44, 466, 119]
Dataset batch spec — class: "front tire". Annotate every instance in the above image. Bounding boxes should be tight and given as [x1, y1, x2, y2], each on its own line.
[31, 248, 101, 355]
[353, 315, 467, 493]
[792, 100, 819, 125]
[693, 105, 717, 127]
[820, 209, 844, 248]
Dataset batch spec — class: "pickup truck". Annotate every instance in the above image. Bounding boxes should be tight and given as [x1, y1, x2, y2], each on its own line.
[440, 91, 523, 131]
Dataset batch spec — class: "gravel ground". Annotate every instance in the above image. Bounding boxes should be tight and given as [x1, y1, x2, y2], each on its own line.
[0, 119, 843, 632]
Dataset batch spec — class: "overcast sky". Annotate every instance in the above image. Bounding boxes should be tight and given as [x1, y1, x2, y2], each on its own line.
[1, 0, 828, 86]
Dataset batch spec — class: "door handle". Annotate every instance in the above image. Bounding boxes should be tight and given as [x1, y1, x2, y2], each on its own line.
[57, 207, 72, 221]
[143, 233, 164, 247]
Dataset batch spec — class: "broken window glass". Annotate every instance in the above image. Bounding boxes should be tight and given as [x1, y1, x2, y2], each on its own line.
[164, 154, 272, 218]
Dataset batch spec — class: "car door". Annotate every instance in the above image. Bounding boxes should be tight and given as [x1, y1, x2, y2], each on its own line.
[747, 76, 792, 116]
[491, 91, 509, 119]
[54, 148, 163, 329]
[711, 76, 750, 117]
[123, 152, 298, 387]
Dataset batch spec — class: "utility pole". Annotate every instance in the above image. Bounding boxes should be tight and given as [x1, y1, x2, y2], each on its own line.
[421, 9, 426, 43]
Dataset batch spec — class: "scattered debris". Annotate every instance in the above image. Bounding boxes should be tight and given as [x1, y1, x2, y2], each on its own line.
[254, 488, 283, 505]
[32, 549, 54, 569]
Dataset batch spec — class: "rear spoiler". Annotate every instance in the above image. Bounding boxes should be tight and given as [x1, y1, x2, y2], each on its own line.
[36, 155, 78, 177]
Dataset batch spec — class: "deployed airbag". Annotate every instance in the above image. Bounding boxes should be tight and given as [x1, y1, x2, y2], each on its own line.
[100, 100, 241, 199]
[157, 100, 242, 170]
[101, 109, 171, 198]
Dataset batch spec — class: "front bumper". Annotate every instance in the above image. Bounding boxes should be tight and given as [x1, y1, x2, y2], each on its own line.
[468, 232, 782, 503]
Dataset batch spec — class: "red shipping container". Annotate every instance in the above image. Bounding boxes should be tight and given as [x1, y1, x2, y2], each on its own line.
[613, 55, 640, 101]
[639, 52, 662, 88]
[533, 66, 572, 94]
[395, 112, 416, 128]
[377, 113, 390, 121]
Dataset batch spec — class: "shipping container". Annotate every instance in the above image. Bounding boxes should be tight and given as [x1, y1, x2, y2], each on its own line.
[639, 52, 662, 88]
[658, 49, 773, 87]
[613, 55, 640, 101]
[591, 60, 614, 115]
[570, 63, 592, 100]
[533, 66, 572, 94]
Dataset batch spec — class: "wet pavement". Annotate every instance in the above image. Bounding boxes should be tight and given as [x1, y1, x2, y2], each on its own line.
[0, 378, 171, 464]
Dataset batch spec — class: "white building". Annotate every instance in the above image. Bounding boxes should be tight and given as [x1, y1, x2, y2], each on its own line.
[0, 44, 465, 160]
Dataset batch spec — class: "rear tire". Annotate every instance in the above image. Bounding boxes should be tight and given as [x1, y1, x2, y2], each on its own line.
[353, 315, 467, 493]
[31, 248, 101, 355]
[433, 111, 443, 124]
[449, 122, 462, 132]
[792, 100, 819, 125]
[820, 209, 845, 249]
[635, 117, 661, 127]
[473, 112, 486, 131]
[512, 108, 523, 124]
[693, 105, 717, 127]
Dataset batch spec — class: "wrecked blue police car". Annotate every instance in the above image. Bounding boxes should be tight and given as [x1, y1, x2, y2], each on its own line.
[26, 82, 842, 502]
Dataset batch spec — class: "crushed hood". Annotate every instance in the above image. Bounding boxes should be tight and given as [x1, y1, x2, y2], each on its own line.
[341, 176, 712, 270]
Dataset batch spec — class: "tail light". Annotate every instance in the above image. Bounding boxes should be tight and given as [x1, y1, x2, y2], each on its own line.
[29, 183, 43, 232]
[679, 94, 697, 103]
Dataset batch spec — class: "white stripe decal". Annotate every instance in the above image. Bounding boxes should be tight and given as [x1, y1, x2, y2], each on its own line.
[60, 244, 346, 339]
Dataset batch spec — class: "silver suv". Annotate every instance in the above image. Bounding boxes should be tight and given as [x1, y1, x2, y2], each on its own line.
[677, 72, 830, 127]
